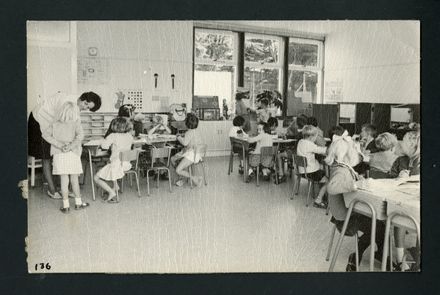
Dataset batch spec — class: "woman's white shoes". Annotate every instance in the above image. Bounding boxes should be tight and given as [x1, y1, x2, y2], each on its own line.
[47, 191, 62, 199]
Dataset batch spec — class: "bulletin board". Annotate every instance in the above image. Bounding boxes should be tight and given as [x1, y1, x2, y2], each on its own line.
[78, 56, 109, 84]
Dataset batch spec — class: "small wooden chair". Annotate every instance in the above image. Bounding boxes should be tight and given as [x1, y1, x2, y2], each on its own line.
[228, 137, 246, 180]
[119, 148, 143, 198]
[328, 198, 378, 272]
[146, 146, 172, 195]
[248, 146, 279, 187]
[188, 144, 208, 188]
[292, 154, 319, 206]
[28, 156, 42, 187]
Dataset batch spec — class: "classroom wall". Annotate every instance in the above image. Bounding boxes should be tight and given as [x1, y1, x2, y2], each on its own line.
[323, 21, 420, 104]
[27, 21, 77, 116]
[76, 21, 193, 113]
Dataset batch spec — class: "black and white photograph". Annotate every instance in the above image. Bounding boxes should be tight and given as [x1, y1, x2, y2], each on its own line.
[26, 20, 420, 273]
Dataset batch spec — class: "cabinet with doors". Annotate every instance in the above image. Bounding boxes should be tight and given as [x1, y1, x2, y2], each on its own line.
[198, 121, 232, 156]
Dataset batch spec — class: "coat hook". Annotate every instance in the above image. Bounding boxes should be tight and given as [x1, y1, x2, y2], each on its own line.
[154, 73, 159, 88]
[171, 74, 175, 89]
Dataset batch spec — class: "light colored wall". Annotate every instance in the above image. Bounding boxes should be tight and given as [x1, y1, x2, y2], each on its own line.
[323, 21, 420, 104]
[76, 21, 193, 112]
[27, 21, 77, 116]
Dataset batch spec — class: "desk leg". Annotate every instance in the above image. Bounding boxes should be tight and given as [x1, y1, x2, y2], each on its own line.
[369, 218, 377, 271]
[88, 150, 96, 201]
[381, 217, 392, 271]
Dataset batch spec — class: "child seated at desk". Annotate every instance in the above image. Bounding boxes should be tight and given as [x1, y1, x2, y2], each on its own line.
[307, 116, 326, 147]
[297, 125, 328, 208]
[229, 116, 247, 174]
[247, 122, 273, 181]
[148, 115, 171, 136]
[388, 129, 420, 271]
[286, 115, 308, 140]
[357, 124, 379, 154]
[145, 115, 172, 180]
[368, 132, 398, 178]
[94, 117, 134, 203]
[170, 113, 204, 187]
[325, 136, 386, 272]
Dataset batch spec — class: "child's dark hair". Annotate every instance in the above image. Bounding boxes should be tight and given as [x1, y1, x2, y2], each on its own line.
[79, 91, 102, 112]
[262, 122, 271, 134]
[111, 117, 132, 133]
[307, 116, 318, 127]
[233, 116, 245, 127]
[361, 124, 377, 137]
[296, 116, 308, 129]
[329, 125, 345, 140]
[185, 113, 199, 129]
[267, 117, 278, 128]
[260, 98, 269, 107]
[118, 104, 135, 118]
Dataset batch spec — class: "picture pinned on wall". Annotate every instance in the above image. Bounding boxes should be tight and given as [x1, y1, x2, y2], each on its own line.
[77, 56, 109, 84]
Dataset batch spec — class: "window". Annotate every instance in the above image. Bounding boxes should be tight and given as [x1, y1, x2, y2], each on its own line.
[244, 34, 284, 113]
[193, 28, 324, 118]
[286, 38, 323, 116]
[194, 29, 238, 118]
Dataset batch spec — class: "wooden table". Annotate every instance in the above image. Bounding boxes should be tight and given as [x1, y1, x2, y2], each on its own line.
[231, 136, 296, 182]
[340, 178, 420, 271]
[83, 135, 178, 200]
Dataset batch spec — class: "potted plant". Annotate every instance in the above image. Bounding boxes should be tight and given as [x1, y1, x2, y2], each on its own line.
[256, 90, 283, 116]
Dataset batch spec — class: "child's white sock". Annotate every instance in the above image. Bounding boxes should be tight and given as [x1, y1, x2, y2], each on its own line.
[63, 199, 70, 208]
[74, 197, 82, 206]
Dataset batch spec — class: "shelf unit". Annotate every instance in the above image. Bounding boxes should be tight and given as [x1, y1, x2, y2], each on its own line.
[81, 112, 116, 140]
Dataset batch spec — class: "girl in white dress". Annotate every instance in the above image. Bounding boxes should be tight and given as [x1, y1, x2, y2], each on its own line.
[170, 113, 204, 187]
[94, 117, 134, 203]
[43, 101, 89, 213]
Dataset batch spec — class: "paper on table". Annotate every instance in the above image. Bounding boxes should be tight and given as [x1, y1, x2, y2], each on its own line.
[84, 138, 104, 146]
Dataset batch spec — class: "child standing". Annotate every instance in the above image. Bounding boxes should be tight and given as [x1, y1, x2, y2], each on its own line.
[296, 125, 328, 208]
[94, 117, 134, 203]
[171, 113, 204, 187]
[256, 98, 270, 123]
[43, 102, 89, 213]
[247, 122, 273, 181]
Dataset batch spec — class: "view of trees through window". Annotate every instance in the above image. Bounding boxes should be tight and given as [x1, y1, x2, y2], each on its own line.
[195, 31, 234, 61]
[244, 38, 279, 63]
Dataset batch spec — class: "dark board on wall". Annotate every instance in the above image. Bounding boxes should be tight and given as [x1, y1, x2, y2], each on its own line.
[371, 103, 391, 133]
[355, 103, 372, 134]
[312, 104, 338, 137]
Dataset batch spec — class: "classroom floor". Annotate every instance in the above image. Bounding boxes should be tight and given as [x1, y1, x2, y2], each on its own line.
[27, 156, 378, 273]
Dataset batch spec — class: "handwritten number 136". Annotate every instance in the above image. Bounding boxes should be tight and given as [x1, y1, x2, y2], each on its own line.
[35, 263, 51, 271]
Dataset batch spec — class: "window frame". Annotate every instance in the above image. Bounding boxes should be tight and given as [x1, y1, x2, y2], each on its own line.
[287, 38, 324, 104]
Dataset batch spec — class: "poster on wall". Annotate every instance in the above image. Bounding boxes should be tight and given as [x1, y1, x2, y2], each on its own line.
[77, 56, 109, 84]
[324, 79, 343, 102]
